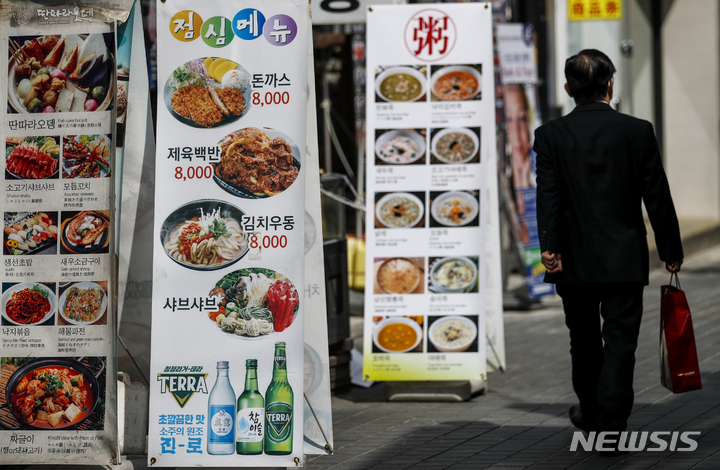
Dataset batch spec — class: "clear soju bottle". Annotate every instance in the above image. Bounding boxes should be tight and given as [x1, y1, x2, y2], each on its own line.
[264, 342, 293, 455]
[236, 359, 264, 455]
[207, 361, 236, 455]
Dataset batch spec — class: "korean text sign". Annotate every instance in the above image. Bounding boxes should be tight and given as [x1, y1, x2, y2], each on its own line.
[363, 4, 496, 382]
[149, 0, 308, 467]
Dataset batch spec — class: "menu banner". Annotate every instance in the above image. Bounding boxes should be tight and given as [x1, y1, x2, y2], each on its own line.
[0, 0, 119, 464]
[149, 0, 308, 467]
[363, 4, 496, 382]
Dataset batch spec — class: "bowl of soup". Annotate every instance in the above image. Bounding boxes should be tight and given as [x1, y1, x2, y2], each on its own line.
[376, 67, 426, 102]
[429, 316, 477, 353]
[431, 65, 482, 101]
[373, 317, 423, 353]
[376, 257, 422, 294]
[431, 128, 479, 164]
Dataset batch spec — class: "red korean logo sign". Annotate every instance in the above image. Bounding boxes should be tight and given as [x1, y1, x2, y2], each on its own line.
[404, 8, 457, 62]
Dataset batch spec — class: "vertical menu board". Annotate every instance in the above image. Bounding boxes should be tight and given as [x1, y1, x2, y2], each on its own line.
[0, 1, 118, 464]
[149, 1, 308, 467]
[363, 4, 495, 382]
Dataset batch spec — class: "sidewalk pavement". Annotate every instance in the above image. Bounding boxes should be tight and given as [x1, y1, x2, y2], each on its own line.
[308, 244, 720, 470]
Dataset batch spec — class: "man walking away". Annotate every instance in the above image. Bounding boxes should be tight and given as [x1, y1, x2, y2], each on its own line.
[534, 49, 683, 451]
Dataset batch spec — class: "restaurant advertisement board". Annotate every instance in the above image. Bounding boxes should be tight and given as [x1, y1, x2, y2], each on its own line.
[363, 4, 496, 382]
[0, 0, 123, 464]
[149, 0, 309, 467]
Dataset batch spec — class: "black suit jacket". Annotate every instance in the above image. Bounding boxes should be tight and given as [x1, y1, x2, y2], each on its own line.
[534, 102, 683, 285]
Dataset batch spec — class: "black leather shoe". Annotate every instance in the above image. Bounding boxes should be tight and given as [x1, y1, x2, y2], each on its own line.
[569, 405, 591, 433]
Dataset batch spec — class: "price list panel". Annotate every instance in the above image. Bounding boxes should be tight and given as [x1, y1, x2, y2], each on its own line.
[0, 2, 118, 465]
[363, 4, 496, 382]
[148, 1, 309, 467]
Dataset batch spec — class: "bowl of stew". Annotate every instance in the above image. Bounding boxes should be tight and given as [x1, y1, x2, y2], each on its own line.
[2, 358, 102, 430]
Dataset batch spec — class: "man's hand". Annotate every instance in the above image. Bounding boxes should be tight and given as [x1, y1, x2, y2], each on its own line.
[666, 260, 683, 273]
[542, 251, 562, 274]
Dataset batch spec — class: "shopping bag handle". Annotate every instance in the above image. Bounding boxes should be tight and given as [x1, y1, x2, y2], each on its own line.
[669, 272, 681, 290]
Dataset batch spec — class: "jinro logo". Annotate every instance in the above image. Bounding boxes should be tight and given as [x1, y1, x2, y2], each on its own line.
[404, 9, 457, 62]
[571, 431, 701, 452]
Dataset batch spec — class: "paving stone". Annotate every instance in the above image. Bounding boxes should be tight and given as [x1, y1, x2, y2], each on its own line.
[306, 245, 720, 470]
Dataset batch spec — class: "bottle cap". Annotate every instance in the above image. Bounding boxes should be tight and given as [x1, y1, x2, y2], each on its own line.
[275, 341, 286, 346]
[246, 359, 257, 367]
[217, 361, 229, 369]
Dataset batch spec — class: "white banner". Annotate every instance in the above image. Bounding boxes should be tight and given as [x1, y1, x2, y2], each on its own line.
[312, 0, 405, 25]
[149, 0, 308, 466]
[363, 4, 496, 382]
[0, 1, 120, 464]
[496, 23, 538, 84]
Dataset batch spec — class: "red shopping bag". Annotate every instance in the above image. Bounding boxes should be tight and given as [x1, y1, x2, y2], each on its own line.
[660, 273, 702, 393]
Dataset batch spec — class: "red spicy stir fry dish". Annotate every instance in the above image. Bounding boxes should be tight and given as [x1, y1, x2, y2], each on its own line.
[10, 366, 93, 428]
[207, 268, 300, 337]
[5, 285, 52, 325]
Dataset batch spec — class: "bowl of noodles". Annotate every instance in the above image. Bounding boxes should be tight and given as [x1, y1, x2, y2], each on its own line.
[160, 199, 248, 271]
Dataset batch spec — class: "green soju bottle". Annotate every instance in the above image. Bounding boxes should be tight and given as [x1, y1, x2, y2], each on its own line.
[236, 359, 264, 455]
[207, 361, 236, 455]
[264, 342, 293, 455]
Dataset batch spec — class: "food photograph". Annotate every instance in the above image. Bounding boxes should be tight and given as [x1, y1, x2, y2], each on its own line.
[206, 267, 300, 339]
[213, 127, 301, 199]
[374, 65, 427, 102]
[0, 357, 106, 430]
[160, 199, 248, 271]
[428, 256, 479, 294]
[3, 212, 58, 256]
[430, 64, 482, 101]
[374, 191, 425, 229]
[373, 257, 425, 295]
[1, 282, 56, 327]
[374, 128, 427, 165]
[59, 210, 110, 255]
[371, 316, 424, 353]
[163, 57, 251, 128]
[429, 190, 480, 227]
[8, 34, 115, 114]
[5, 136, 60, 179]
[430, 127, 481, 164]
[426, 315, 479, 353]
[57, 281, 108, 326]
[62, 134, 112, 178]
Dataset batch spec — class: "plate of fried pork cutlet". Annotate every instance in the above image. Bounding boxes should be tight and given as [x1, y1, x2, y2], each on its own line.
[163, 57, 252, 129]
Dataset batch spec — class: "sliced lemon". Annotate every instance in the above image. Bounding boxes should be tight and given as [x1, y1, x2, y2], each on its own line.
[215, 61, 238, 82]
[208, 58, 229, 81]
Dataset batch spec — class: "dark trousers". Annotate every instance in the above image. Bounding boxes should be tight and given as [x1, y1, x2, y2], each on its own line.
[557, 282, 644, 432]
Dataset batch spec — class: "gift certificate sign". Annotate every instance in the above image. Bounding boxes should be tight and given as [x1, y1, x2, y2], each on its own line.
[363, 4, 495, 382]
[149, 0, 308, 466]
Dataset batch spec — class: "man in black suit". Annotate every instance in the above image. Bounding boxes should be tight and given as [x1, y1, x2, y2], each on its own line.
[534, 50, 684, 439]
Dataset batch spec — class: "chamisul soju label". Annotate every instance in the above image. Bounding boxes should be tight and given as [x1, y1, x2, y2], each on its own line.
[237, 407, 264, 442]
[265, 401, 292, 443]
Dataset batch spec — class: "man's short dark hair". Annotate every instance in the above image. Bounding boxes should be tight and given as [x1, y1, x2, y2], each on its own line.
[564, 49, 616, 104]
